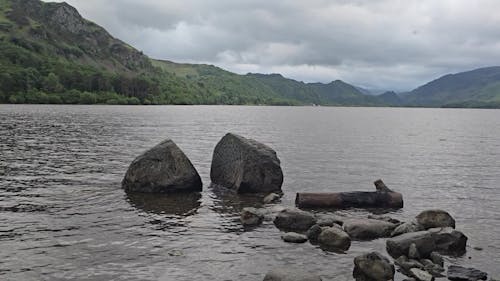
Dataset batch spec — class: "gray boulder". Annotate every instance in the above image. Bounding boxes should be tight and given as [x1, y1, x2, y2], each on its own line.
[416, 210, 455, 229]
[210, 133, 283, 193]
[122, 139, 202, 193]
[343, 218, 397, 240]
[386, 227, 467, 259]
[392, 221, 425, 237]
[241, 207, 265, 226]
[316, 214, 345, 226]
[447, 265, 488, 281]
[282, 232, 308, 243]
[273, 208, 317, 231]
[353, 252, 395, 281]
[318, 226, 351, 251]
[263, 268, 322, 281]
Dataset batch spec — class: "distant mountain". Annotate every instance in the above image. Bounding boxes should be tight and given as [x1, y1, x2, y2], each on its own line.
[403, 67, 500, 108]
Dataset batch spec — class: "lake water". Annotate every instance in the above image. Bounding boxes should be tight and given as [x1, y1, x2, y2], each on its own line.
[1, 105, 499, 281]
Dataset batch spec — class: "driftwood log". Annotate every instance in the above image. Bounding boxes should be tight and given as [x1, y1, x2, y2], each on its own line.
[295, 179, 403, 209]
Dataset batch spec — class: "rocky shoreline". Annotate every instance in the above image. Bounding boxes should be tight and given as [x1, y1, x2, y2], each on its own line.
[122, 133, 495, 281]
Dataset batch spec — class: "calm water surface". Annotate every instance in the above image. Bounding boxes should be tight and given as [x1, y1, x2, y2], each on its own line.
[0, 105, 499, 281]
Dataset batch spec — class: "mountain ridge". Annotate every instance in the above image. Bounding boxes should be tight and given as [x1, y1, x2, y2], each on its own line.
[1, 0, 500, 108]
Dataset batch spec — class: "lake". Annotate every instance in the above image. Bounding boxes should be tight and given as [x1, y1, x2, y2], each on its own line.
[1, 105, 499, 281]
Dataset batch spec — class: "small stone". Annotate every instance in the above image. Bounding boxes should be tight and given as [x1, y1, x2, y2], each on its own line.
[318, 226, 351, 251]
[353, 252, 395, 281]
[306, 224, 322, 242]
[429, 252, 444, 267]
[416, 209, 455, 229]
[447, 265, 488, 281]
[281, 232, 308, 243]
[410, 268, 434, 281]
[409, 243, 420, 259]
[241, 207, 265, 226]
[473, 246, 483, 251]
[263, 193, 281, 204]
[274, 208, 317, 231]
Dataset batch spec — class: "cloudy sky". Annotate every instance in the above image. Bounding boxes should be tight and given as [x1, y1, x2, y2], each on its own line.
[50, 0, 500, 91]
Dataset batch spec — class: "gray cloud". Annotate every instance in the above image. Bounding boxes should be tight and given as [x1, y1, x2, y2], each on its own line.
[48, 0, 500, 91]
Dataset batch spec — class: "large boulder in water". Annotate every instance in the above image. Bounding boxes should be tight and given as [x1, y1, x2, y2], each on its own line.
[416, 210, 455, 229]
[122, 139, 202, 193]
[353, 252, 395, 281]
[210, 133, 283, 193]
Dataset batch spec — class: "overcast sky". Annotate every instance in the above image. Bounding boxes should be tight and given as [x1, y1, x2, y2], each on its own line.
[49, 0, 500, 91]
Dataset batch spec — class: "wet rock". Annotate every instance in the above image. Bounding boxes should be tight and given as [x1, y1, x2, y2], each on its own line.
[387, 231, 436, 259]
[282, 232, 308, 243]
[306, 224, 323, 242]
[429, 252, 444, 267]
[210, 133, 283, 193]
[353, 252, 395, 281]
[410, 268, 434, 281]
[473, 246, 483, 251]
[447, 265, 488, 281]
[318, 226, 351, 251]
[416, 210, 455, 230]
[263, 267, 322, 281]
[263, 193, 281, 204]
[396, 256, 425, 274]
[368, 214, 401, 225]
[122, 139, 202, 193]
[403, 279, 417, 281]
[430, 227, 467, 254]
[241, 207, 265, 226]
[386, 228, 467, 259]
[316, 214, 345, 226]
[409, 243, 420, 259]
[392, 221, 425, 237]
[273, 208, 317, 231]
[343, 218, 397, 240]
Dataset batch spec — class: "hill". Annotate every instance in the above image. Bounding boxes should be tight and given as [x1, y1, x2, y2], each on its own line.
[0, 0, 376, 106]
[403, 67, 500, 108]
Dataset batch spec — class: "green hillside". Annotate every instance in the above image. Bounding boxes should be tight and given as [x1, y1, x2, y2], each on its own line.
[0, 0, 377, 106]
[403, 67, 500, 108]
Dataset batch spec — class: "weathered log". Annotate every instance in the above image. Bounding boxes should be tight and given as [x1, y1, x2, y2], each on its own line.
[295, 180, 403, 209]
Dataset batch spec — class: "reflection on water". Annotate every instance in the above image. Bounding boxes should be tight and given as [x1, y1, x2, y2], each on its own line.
[126, 192, 201, 216]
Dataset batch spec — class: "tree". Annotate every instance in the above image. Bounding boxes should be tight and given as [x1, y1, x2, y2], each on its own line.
[42, 73, 64, 93]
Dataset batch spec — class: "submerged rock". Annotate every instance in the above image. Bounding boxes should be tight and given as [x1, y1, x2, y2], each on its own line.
[343, 218, 397, 240]
[353, 252, 395, 281]
[263, 193, 281, 204]
[282, 232, 308, 243]
[263, 268, 322, 281]
[306, 224, 323, 242]
[416, 210, 455, 229]
[318, 226, 351, 251]
[122, 139, 202, 193]
[386, 227, 467, 259]
[447, 265, 488, 281]
[241, 207, 265, 226]
[210, 133, 283, 193]
[273, 208, 317, 231]
[392, 220, 425, 237]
